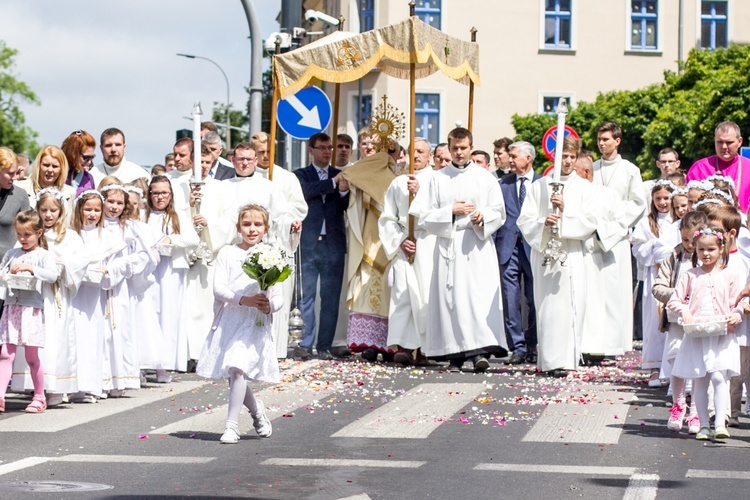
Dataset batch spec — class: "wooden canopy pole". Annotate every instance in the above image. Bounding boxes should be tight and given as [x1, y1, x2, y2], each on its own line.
[331, 16, 345, 157]
[467, 27, 477, 133]
[408, 1, 416, 250]
[268, 39, 281, 181]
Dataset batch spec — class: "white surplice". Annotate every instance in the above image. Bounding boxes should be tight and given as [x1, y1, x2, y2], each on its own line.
[91, 159, 148, 186]
[256, 165, 308, 358]
[409, 162, 507, 357]
[592, 155, 647, 355]
[378, 167, 436, 350]
[517, 172, 598, 371]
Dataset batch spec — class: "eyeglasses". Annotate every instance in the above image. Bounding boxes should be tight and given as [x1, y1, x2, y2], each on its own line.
[150, 191, 171, 198]
[312, 146, 334, 151]
[81, 154, 95, 162]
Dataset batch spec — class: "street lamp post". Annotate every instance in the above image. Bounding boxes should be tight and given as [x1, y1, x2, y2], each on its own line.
[177, 53, 232, 149]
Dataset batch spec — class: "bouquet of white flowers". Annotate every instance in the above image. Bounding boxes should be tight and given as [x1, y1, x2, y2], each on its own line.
[242, 243, 294, 326]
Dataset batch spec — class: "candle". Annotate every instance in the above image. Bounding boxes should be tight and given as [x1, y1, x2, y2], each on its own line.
[551, 98, 568, 182]
[192, 101, 203, 182]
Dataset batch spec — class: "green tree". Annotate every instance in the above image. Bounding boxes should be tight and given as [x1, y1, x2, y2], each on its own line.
[0, 40, 40, 154]
[511, 44, 750, 179]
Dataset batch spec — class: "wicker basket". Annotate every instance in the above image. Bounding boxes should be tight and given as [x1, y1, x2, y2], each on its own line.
[2, 273, 38, 291]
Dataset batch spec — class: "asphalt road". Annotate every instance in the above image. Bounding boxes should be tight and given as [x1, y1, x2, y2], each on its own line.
[1, 352, 749, 500]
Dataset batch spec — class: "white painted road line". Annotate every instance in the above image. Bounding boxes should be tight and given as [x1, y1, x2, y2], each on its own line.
[149, 383, 337, 436]
[523, 385, 631, 444]
[52, 455, 215, 464]
[0, 455, 217, 477]
[622, 474, 659, 500]
[474, 463, 638, 476]
[686, 469, 750, 480]
[260, 458, 426, 469]
[0, 381, 206, 433]
[331, 383, 485, 439]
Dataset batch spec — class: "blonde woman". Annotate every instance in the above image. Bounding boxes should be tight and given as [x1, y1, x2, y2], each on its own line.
[16, 146, 76, 223]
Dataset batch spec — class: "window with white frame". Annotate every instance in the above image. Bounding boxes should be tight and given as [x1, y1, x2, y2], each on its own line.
[701, 1, 728, 50]
[415, 94, 440, 147]
[631, 0, 658, 50]
[415, 0, 441, 29]
[544, 0, 572, 49]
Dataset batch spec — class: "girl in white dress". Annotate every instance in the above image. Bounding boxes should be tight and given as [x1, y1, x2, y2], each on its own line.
[631, 180, 674, 386]
[70, 190, 107, 402]
[98, 179, 156, 395]
[145, 175, 198, 380]
[197, 204, 281, 444]
[11, 189, 87, 404]
[0, 210, 60, 413]
[668, 227, 743, 440]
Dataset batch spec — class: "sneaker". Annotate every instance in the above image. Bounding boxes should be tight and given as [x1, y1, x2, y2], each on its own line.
[156, 370, 172, 384]
[715, 426, 730, 439]
[220, 427, 240, 444]
[667, 403, 686, 431]
[695, 427, 711, 440]
[251, 400, 272, 438]
[108, 389, 124, 398]
[687, 414, 700, 434]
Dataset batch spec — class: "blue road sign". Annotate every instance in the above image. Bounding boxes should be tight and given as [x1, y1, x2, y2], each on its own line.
[741, 147, 750, 159]
[276, 86, 332, 140]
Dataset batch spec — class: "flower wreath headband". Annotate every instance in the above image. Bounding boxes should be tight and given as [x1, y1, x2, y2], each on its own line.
[35, 187, 66, 204]
[687, 180, 714, 191]
[100, 184, 127, 195]
[74, 189, 104, 205]
[653, 179, 676, 190]
[706, 174, 736, 189]
[709, 189, 734, 204]
[124, 186, 143, 197]
[694, 227, 724, 241]
[669, 188, 688, 199]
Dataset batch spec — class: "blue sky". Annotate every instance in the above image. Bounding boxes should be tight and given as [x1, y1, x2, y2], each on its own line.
[2, 0, 280, 165]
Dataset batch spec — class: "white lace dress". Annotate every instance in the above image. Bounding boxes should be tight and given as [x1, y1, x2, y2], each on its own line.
[197, 244, 282, 383]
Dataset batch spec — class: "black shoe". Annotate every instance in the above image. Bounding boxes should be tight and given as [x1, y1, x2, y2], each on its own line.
[472, 356, 490, 373]
[317, 350, 334, 361]
[505, 353, 526, 365]
[548, 368, 568, 378]
[361, 348, 378, 362]
[447, 360, 463, 372]
[330, 346, 351, 358]
[293, 346, 312, 361]
[186, 359, 197, 373]
[525, 353, 538, 364]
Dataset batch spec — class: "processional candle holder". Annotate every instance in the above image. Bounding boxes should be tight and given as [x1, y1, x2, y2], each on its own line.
[288, 245, 304, 345]
[542, 97, 569, 267]
[188, 180, 214, 265]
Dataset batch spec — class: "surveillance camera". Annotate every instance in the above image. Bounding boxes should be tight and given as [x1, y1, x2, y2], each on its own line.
[305, 9, 340, 27]
[264, 32, 292, 53]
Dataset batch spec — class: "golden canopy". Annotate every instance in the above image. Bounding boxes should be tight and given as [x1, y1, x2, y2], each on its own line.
[273, 16, 481, 99]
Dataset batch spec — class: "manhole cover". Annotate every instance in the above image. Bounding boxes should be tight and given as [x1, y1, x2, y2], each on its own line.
[0, 481, 113, 492]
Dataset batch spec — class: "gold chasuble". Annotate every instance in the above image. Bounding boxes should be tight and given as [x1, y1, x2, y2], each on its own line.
[341, 152, 397, 353]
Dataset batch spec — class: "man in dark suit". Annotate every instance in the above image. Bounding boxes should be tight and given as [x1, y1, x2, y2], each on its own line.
[293, 132, 350, 361]
[493, 137, 514, 179]
[494, 140, 540, 365]
[203, 131, 236, 181]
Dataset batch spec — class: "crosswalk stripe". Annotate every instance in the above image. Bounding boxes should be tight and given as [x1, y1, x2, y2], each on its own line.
[522, 385, 631, 444]
[622, 474, 659, 500]
[0, 381, 206, 433]
[331, 383, 485, 439]
[260, 458, 425, 468]
[0, 455, 214, 477]
[149, 382, 337, 436]
[686, 470, 750, 479]
[474, 463, 637, 475]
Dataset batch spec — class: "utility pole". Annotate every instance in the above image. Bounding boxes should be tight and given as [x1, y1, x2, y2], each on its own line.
[278, 0, 303, 170]
[239, 0, 263, 137]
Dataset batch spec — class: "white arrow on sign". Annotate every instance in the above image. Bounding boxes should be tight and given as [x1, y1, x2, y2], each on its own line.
[286, 94, 322, 130]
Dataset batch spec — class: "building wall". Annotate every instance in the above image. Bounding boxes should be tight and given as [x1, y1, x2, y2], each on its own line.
[324, 0, 746, 155]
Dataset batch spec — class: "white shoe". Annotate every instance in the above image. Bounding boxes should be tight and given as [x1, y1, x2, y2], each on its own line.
[108, 389, 124, 398]
[220, 427, 240, 444]
[140, 371, 148, 384]
[156, 370, 172, 384]
[252, 400, 272, 438]
[46, 393, 65, 407]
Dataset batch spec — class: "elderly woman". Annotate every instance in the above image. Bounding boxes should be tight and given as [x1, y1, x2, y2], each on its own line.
[16, 145, 76, 220]
[0, 147, 31, 262]
[61, 130, 97, 196]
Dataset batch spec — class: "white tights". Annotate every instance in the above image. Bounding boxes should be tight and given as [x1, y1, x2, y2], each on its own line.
[693, 370, 728, 429]
[226, 368, 259, 431]
[670, 375, 697, 416]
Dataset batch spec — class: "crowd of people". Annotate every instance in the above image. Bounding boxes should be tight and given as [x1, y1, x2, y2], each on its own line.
[1, 118, 749, 443]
